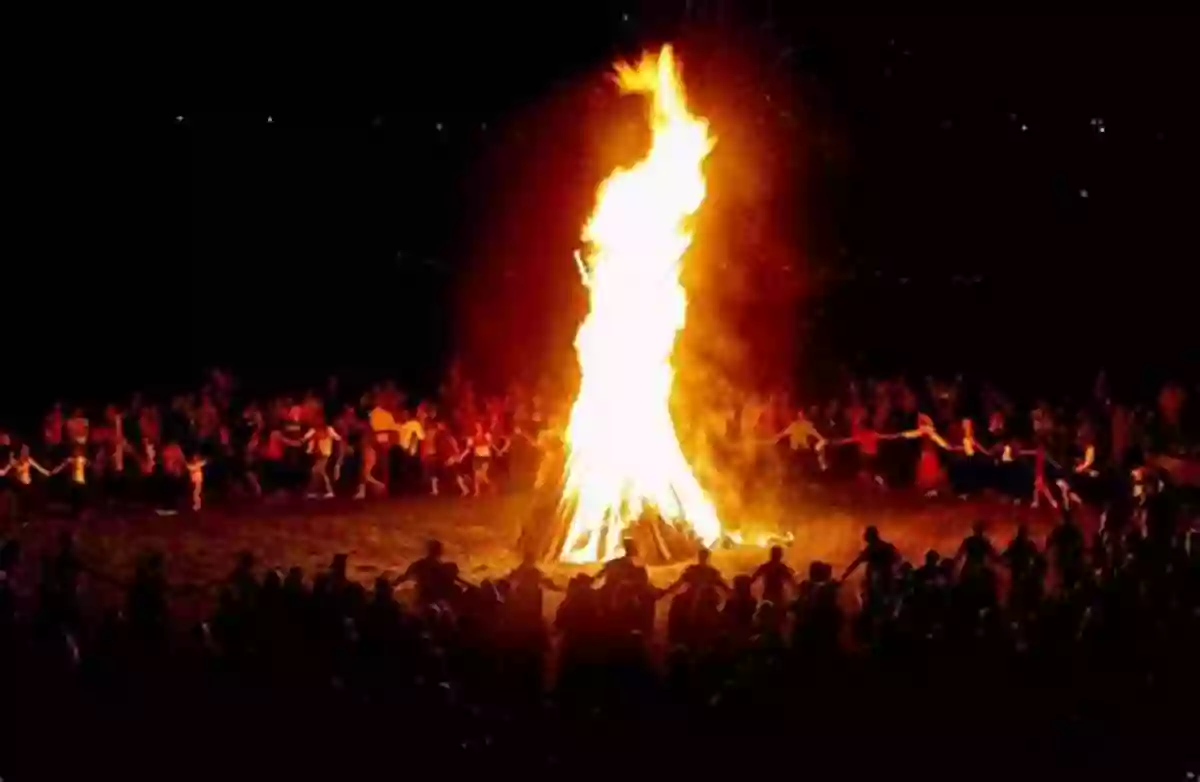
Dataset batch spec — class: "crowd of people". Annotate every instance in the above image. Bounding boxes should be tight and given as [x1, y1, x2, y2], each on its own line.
[0, 366, 1197, 779]
[2, 509, 1196, 778]
[0, 365, 1194, 524]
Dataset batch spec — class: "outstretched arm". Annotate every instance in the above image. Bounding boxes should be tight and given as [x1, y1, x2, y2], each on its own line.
[840, 550, 867, 581]
[392, 563, 417, 586]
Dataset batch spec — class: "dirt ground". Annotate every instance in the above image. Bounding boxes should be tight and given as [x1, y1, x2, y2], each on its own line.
[1, 484, 1082, 630]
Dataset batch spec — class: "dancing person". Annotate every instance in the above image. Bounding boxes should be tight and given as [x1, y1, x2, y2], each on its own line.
[752, 545, 795, 605]
[302, 417, 342, 499]
[904, 413, 949, 497]
[1022, 441, 1059, 510]
[660, 548, 729, 598]
[185, 453, 207, 511]
[460, 421, 500, 497]
[419, 420, 455, 497]
[65, 407, 89, 450]
[52, 446, 90, 519]
[774, 408, 827, 483]
[354, 431, 387, 500]
[368, 399, 401, 494]
[948, 418, 990, 499]
[519, 417, 565, 492]
[841, 525, 900, 595]
[1066, 423, 1101, 506]
[5, 445, 52, 522]
[158, 441, 187, 515]
[397, 408, 426, 493]
[828, 420, 901, 488]
[393, 539, 469, 607]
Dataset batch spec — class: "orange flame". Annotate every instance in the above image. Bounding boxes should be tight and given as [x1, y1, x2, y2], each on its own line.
[558, 45, 721, 563]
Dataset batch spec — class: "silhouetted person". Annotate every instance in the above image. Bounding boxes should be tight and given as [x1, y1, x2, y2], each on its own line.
[915, 549, 941, 588]
[229, 550, 259, 610]
[957, 520, 1000, 576]
[793, 561, 842, 655]
[752, 545, 795, 605]
[597, 539, 645, 591]
[841, 526, 899, 595]
[1047, 511, 1086, 590]
[395, 539, 463, 607]
[1002, 524, 1039, 587]
[506, 551, 560, 628]
[661, 548, 728, 597]
[722, 574, 757, 640]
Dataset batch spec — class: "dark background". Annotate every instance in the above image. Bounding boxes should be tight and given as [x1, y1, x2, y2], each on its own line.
[7, 8, 1198, 426]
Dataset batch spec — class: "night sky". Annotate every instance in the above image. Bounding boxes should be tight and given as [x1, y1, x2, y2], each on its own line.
[8, 9, 1197, 424]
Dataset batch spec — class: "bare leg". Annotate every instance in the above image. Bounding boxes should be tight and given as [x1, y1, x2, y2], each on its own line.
[319, 465, 334, 498]
[474, 464, 490, 496]
[1055, 479, 1072, 511]
[241, 467, 261, 497]
[1032, 478, 1058, 509]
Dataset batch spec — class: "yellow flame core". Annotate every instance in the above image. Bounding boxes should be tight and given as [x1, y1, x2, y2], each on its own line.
[558, 46, 722, 564]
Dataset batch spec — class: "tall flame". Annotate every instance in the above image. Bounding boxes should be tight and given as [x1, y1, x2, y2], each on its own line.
[558, 45, 721, 564]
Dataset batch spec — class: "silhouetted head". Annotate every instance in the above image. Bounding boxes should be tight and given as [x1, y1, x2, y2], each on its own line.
[924, 550, 939, 567]
[426, 539, 444, 559]
[1016, 523, 1029, 540]
[972, 519, 986, 536]
[864, 526, 880, 544]
[623, 539, 638, 559]
[697, 548, 710, 565]
[331, 553, 348, 576]
[770, 545, 784, 562]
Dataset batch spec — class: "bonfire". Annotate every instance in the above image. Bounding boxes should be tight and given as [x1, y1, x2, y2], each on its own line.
[555, 45, 722, 564]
